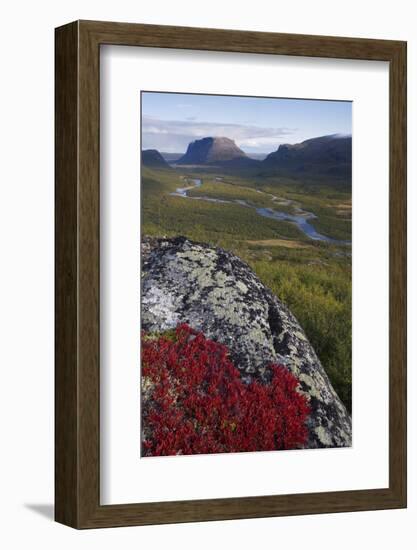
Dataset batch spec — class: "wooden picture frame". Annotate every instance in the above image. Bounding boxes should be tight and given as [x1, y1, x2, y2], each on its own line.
[55, 20, 407, 528]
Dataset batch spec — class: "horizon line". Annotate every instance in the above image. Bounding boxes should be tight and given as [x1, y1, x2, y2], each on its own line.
[142, 132, 353, 155]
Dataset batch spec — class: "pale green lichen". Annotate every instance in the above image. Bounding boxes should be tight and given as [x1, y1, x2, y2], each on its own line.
[293, 330, 307, 342]
[236, 280, 248, 294]
[177, 248, 216, 266]
[215, 270, 231, 286]
[191, 267, 215, 289]
[298, 373, 322, 399]
[315, 425, 334, 447]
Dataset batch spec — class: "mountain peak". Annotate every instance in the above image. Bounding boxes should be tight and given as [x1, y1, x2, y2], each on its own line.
[142, 149, 172, 169]
[263, 134, 352, 178]
[177, 136, 247, 165]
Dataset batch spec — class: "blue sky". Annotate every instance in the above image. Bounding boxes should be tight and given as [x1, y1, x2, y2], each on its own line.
[141, 92, 352, 155]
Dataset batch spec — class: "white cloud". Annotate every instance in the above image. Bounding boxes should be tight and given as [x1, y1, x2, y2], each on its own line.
[141, 115, 296, 153]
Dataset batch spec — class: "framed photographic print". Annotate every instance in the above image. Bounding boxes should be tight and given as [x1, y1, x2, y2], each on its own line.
[55, 20, 407, 528]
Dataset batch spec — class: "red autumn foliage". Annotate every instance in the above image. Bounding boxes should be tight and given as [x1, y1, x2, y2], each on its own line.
[141, 324, 310, 457]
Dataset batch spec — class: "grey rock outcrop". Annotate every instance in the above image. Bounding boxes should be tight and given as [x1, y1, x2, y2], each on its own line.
[141, 236, 352, 448]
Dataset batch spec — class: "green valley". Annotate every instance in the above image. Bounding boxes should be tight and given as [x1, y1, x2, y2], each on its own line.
[142, 165, 352, 411]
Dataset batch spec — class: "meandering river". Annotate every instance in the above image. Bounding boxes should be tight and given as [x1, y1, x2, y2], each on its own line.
[170, 178, 350, 245]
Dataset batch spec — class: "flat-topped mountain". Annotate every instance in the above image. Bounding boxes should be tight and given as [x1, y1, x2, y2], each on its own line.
[262, 134, 352, 178]
[142, 149, 172, 169]
[176, 137, 248, 165]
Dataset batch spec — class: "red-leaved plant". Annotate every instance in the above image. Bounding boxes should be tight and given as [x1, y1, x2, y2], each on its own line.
[141, 324, 310, 456]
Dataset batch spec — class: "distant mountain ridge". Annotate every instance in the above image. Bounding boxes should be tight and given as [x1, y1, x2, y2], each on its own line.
[262, 134, 352, 178]
[142, 149, 172, 169]
[144, 134, 352, 181]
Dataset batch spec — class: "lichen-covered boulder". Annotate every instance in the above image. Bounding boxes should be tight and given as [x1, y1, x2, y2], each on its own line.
[141, 236, 352, 448]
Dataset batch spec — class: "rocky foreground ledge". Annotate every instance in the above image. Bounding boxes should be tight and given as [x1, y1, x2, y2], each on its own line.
[141, 236, 352, 448]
